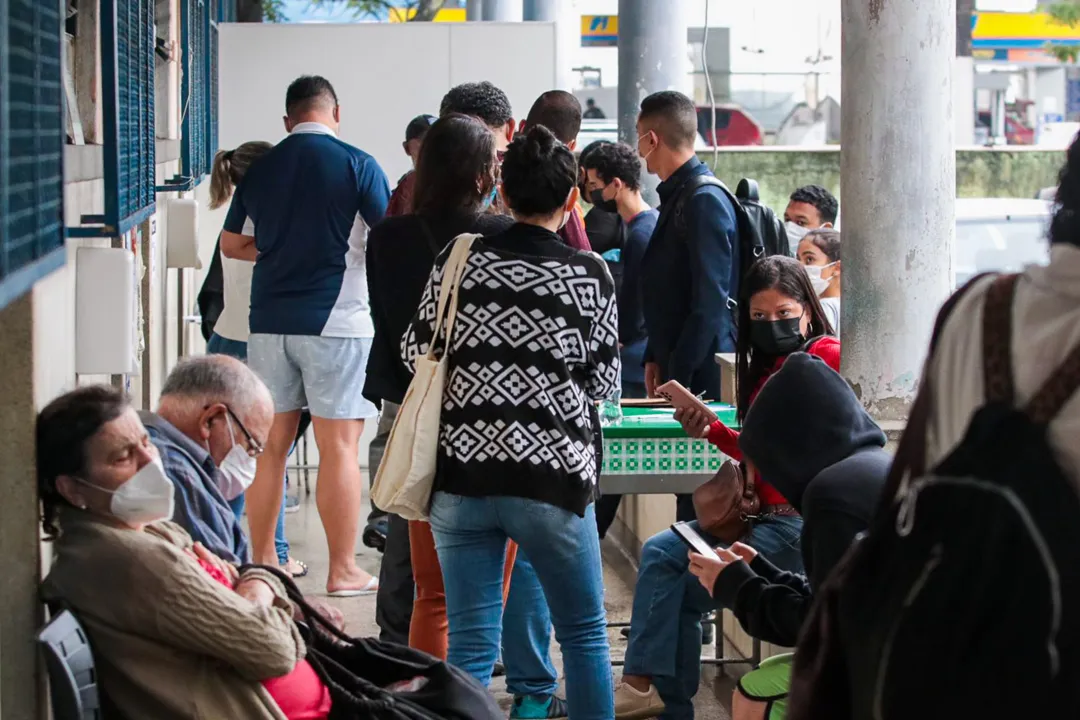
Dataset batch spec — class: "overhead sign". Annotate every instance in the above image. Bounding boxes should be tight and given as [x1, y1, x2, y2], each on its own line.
[972, 11, 1080, 50]
[581, 15, 617, 47]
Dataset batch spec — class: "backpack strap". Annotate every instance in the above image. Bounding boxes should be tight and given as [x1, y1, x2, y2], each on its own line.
[981, 274, 1019, 405]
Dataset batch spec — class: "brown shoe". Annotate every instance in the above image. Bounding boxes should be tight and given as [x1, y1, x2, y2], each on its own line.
[613, 682, 665, 719]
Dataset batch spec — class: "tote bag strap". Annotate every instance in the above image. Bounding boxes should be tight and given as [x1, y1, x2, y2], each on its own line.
[428, 234, 479, 360]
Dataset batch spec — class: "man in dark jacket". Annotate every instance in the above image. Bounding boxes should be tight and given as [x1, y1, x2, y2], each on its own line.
[687, 353, 890, 718]
[637, 90, 739, 403]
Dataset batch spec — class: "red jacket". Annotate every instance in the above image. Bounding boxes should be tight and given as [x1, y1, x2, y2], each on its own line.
[386, 171, 416, 218]
[706, 336, 842, 506]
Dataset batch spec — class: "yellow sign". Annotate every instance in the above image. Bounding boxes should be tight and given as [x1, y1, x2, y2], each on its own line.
[973, 11, 1080, 48]
[389, 7, 466, 23]
[581, 15, 617, 47]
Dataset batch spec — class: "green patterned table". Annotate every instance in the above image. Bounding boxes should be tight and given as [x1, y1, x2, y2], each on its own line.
[599, 404, 739, 494]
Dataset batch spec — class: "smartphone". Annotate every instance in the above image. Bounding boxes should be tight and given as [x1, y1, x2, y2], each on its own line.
[671, 521, 720, 561]
[655, 380, 719, 422]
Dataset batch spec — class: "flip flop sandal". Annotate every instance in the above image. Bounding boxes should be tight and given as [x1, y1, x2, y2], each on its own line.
[285, 557, 308, 578]
[326, 577, 379, 597]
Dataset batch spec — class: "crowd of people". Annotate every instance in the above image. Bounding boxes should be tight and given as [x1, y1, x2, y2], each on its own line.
[33, 70, 1080, 720]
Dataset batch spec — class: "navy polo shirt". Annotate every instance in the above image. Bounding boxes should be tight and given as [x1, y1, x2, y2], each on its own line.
[224, 123, 390, 337]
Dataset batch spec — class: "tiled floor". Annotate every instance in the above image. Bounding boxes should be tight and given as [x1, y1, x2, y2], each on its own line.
[282, 479, 734, 719]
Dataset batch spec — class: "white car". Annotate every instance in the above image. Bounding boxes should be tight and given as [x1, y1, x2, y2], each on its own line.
[954, 197, 1052, 288]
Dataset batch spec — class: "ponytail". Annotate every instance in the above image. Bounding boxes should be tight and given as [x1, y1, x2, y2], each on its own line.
[208, 141, 273, 210]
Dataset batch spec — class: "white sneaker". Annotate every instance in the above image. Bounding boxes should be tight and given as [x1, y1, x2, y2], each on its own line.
[613, 681, 665, 720]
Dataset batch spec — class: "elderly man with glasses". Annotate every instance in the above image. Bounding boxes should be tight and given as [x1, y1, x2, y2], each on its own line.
[140, 354, 273, 564]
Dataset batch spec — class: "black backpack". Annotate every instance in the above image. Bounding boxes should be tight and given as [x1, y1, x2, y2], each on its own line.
[250, 565, 504, 720]
[789, 274, 1080, 720]
[674, 175, 790, 286]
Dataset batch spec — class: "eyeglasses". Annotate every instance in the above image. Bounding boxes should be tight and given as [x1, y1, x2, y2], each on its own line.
[225, 406, 264, 458]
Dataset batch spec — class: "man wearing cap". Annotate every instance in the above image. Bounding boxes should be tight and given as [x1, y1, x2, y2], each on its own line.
[385, 114, 435, 217]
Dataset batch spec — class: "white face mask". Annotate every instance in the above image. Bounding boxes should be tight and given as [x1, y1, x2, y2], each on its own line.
[804, 262, 838, 297]
[215, 415, 258, 501]
[76, 458, 175, 526]
[785, 221, 812, 245]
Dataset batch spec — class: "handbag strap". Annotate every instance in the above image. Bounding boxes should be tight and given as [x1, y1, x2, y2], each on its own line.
[428, 234, 478, 361]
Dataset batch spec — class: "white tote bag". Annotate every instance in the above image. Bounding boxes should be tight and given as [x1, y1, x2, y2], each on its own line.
[370, 234, 478, 521]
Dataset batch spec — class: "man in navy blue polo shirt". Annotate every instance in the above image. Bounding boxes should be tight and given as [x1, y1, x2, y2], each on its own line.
[221, 75, 390, 596]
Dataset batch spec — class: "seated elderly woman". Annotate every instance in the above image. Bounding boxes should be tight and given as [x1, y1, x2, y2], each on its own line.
[38, 384, 330, 720]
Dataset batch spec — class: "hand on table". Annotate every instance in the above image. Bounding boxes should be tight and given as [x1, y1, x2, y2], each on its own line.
[644, 363, 661, 398]
[688, 546, 744, 597]
[674, 407, 714, 439]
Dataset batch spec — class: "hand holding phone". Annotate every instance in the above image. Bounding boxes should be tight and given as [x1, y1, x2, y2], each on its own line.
[656, 381, 719, 421]
[671, 521, 721, 561]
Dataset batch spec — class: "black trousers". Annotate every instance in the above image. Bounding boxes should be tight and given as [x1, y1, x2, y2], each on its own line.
[375, 513, 413, 646]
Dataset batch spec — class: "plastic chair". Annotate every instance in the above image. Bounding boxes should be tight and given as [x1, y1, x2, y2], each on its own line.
[37, 610, 102, 720]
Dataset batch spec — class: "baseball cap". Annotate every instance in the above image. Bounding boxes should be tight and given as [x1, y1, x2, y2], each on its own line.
[405, 114, 437, 142]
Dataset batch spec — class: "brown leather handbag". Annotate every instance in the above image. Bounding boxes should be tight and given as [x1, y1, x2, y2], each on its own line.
[692, 460, 760, 544]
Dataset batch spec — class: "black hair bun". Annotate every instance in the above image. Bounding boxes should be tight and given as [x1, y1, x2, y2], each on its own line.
[501, 124, 578, 218]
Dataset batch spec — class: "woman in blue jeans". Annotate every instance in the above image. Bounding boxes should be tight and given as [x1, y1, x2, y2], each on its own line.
[402, 125, 622, 720]
[614, 256, 841, 719]
[205, 142, 302, 576]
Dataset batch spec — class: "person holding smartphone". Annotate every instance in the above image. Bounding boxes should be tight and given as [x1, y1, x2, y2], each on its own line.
[685, 352, 888, 719]
[614, 256, 839, 720]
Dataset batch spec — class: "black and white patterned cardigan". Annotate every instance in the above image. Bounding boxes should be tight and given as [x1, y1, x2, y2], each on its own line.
[402, 227, 621, 516]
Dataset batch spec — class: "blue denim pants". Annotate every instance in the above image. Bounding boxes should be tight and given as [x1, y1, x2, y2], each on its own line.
[428, 492, 614, 720]
[502, 551, 558, 699]
[208, 333, 290, 565]
[623, 515, 804, 720]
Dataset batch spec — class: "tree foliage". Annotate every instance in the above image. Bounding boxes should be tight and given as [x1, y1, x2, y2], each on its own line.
[1048, 1, 1080, 63]
[260, 0, 447, 22]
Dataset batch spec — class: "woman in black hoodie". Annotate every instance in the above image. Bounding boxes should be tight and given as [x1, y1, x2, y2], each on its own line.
[687, 353, 890, 720]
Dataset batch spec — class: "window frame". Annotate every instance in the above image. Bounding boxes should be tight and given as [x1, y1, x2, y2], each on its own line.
[0, 0, 67, 310]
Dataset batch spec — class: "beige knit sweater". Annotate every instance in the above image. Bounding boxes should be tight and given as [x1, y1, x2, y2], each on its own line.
[42, 509, 306, 720]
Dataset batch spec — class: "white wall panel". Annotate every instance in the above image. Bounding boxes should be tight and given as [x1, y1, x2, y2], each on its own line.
[219, 22, 556, 183]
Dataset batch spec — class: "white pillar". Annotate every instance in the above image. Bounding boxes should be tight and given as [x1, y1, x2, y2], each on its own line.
[482, 0, 522, 22]
[466, 0, 482, 21]
[840, 0, 955, 420]
[617, 0, 691, 203]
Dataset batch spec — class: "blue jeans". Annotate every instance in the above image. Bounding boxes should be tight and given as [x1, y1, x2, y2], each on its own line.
[503, 552, 558, 698]
[208, 333, 290, 565]
[429, 493, 614, 720]
[624, 516, 804, 720]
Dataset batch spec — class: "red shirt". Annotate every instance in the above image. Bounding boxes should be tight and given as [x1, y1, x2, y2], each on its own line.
[386, 171, 416, 217]
[705, 336, 841, 506]
[557, 206, 592, 251]
[196, 558, 332, 720]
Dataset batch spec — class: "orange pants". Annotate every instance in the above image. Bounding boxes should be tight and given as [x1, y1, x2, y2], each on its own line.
[408, 519, 518, 660]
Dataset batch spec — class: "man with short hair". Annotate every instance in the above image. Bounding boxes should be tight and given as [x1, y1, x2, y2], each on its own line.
[518, 90, 591, 252]
[144, 354, 274, 564]
[221, 74, 390, 595]
[583, 97, 606, 119]
[440, 80, 516, 152]
[783, 184, 838, 253]
[636, 90, 740, 523]
[385, 114, 436, 218]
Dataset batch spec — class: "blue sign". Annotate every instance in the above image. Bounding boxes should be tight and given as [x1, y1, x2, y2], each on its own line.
[1068, 79, 1080, 117]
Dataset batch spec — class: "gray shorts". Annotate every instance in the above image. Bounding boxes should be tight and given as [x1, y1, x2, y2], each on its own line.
[248, 334, 379, 420]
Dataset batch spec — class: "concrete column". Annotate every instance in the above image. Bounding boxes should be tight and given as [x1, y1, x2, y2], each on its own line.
[466, 0, 482, 21]
[840, 0, 955, 420]
[523, 0, 556, 21]
[482, 0, 522, 22]
[617, 0, 691, 203]
[0, 293, 44, 719]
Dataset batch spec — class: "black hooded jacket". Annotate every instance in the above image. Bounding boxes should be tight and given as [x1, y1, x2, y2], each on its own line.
[712, 352, 890, 647]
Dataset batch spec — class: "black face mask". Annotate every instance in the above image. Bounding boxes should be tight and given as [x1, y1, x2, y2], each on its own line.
[750, 317, 805, 356]
[590, 187, 619, 214]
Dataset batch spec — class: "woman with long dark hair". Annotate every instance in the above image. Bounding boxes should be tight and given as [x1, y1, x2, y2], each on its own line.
[364, 113, 517, 658]
[402, 125, 620, 720]
[613, 255, 840, 720]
